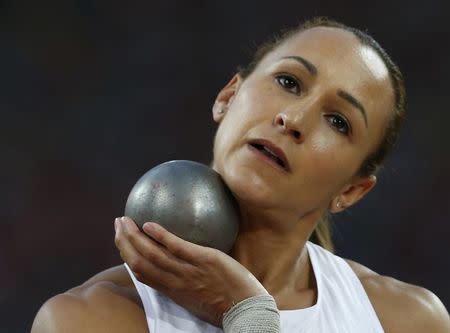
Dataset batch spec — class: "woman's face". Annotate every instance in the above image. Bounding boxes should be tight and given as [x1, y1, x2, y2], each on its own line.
[212, 27, 394, 218]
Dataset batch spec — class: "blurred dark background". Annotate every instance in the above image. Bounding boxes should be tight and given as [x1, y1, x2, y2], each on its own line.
[1, 0, 449, 331]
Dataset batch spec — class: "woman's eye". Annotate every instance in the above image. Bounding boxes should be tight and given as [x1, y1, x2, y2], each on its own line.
[326, 114, 350, 135]
[275, 75, 300, 94]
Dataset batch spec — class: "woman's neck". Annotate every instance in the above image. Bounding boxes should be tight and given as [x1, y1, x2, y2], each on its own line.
[230, 206, 320, 296]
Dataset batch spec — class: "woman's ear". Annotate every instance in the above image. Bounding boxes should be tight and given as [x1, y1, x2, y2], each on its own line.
[329, 175, 377, 213]
[212, 74, 242, 123]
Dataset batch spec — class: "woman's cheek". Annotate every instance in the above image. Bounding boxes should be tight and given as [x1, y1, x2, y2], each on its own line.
[310, 131, 332, 153]
[306, 133, 348, 183]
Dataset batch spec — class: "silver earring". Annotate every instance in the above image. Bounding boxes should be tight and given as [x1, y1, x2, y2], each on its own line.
[336, 201, 341, 209]
[218, 108, 224, 114]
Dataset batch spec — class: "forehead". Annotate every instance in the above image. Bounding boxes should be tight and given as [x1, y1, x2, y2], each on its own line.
[265, 27, 389, 84]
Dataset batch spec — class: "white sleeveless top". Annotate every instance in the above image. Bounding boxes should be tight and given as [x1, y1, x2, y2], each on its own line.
[125, 241, 384, 332]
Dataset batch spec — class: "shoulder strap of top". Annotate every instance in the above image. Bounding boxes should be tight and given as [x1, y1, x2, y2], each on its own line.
[124, 263, 157, 332]
[306, 242, 384, 332]
[124, 263, 223, 333]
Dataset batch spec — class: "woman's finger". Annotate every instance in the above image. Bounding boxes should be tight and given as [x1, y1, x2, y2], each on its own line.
[142, 221, 209, 263]
[115, 217, 152, 273]
[115, 218, 177, 292]
[119, 217, 189, 275]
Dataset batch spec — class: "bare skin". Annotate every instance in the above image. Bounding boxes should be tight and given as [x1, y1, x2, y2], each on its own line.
[32, 27, 450, 332]
[31, 252, 450, 333]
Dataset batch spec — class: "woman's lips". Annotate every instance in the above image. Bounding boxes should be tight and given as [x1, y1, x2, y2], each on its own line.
[246, 142, 291, 174]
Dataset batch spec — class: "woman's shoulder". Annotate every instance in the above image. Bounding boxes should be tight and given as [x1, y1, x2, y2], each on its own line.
[31, 265, 148, 333]
[344, 259, 450, 333]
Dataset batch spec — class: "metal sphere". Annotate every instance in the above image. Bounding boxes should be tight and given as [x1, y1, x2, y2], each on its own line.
[124, 160, 240, 253]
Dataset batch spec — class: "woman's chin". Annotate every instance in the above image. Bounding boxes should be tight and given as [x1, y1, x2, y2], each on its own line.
[221, 167, 279, 209]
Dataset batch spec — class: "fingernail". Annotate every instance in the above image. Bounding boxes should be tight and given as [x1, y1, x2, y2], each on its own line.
[114, 218, 119, 231]
[144, 222, 157, 232]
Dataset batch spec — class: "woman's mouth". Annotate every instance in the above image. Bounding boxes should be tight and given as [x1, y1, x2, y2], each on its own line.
[247, 139, 290, 173]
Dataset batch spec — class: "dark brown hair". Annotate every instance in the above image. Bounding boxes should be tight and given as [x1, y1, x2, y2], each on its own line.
[238, 17, 407, 252]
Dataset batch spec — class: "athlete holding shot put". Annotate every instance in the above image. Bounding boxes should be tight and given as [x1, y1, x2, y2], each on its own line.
[32, 17, 450, 332]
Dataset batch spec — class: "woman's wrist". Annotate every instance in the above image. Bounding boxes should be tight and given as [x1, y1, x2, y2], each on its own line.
[222, 294, 280, 333]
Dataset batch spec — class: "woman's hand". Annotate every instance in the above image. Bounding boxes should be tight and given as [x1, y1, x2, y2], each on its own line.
[114, 216, 268, 327]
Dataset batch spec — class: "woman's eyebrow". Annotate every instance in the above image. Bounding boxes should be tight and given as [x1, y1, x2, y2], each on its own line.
[280, 56, 317, 76]
[337, 89, 368, 128]
[279, 55, 368, 128]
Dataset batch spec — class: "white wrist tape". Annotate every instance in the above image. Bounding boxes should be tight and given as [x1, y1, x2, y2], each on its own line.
[222, 294, 281, 333]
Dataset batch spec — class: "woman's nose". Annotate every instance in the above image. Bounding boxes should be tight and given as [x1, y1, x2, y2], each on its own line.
[274, 113, 302, 143]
